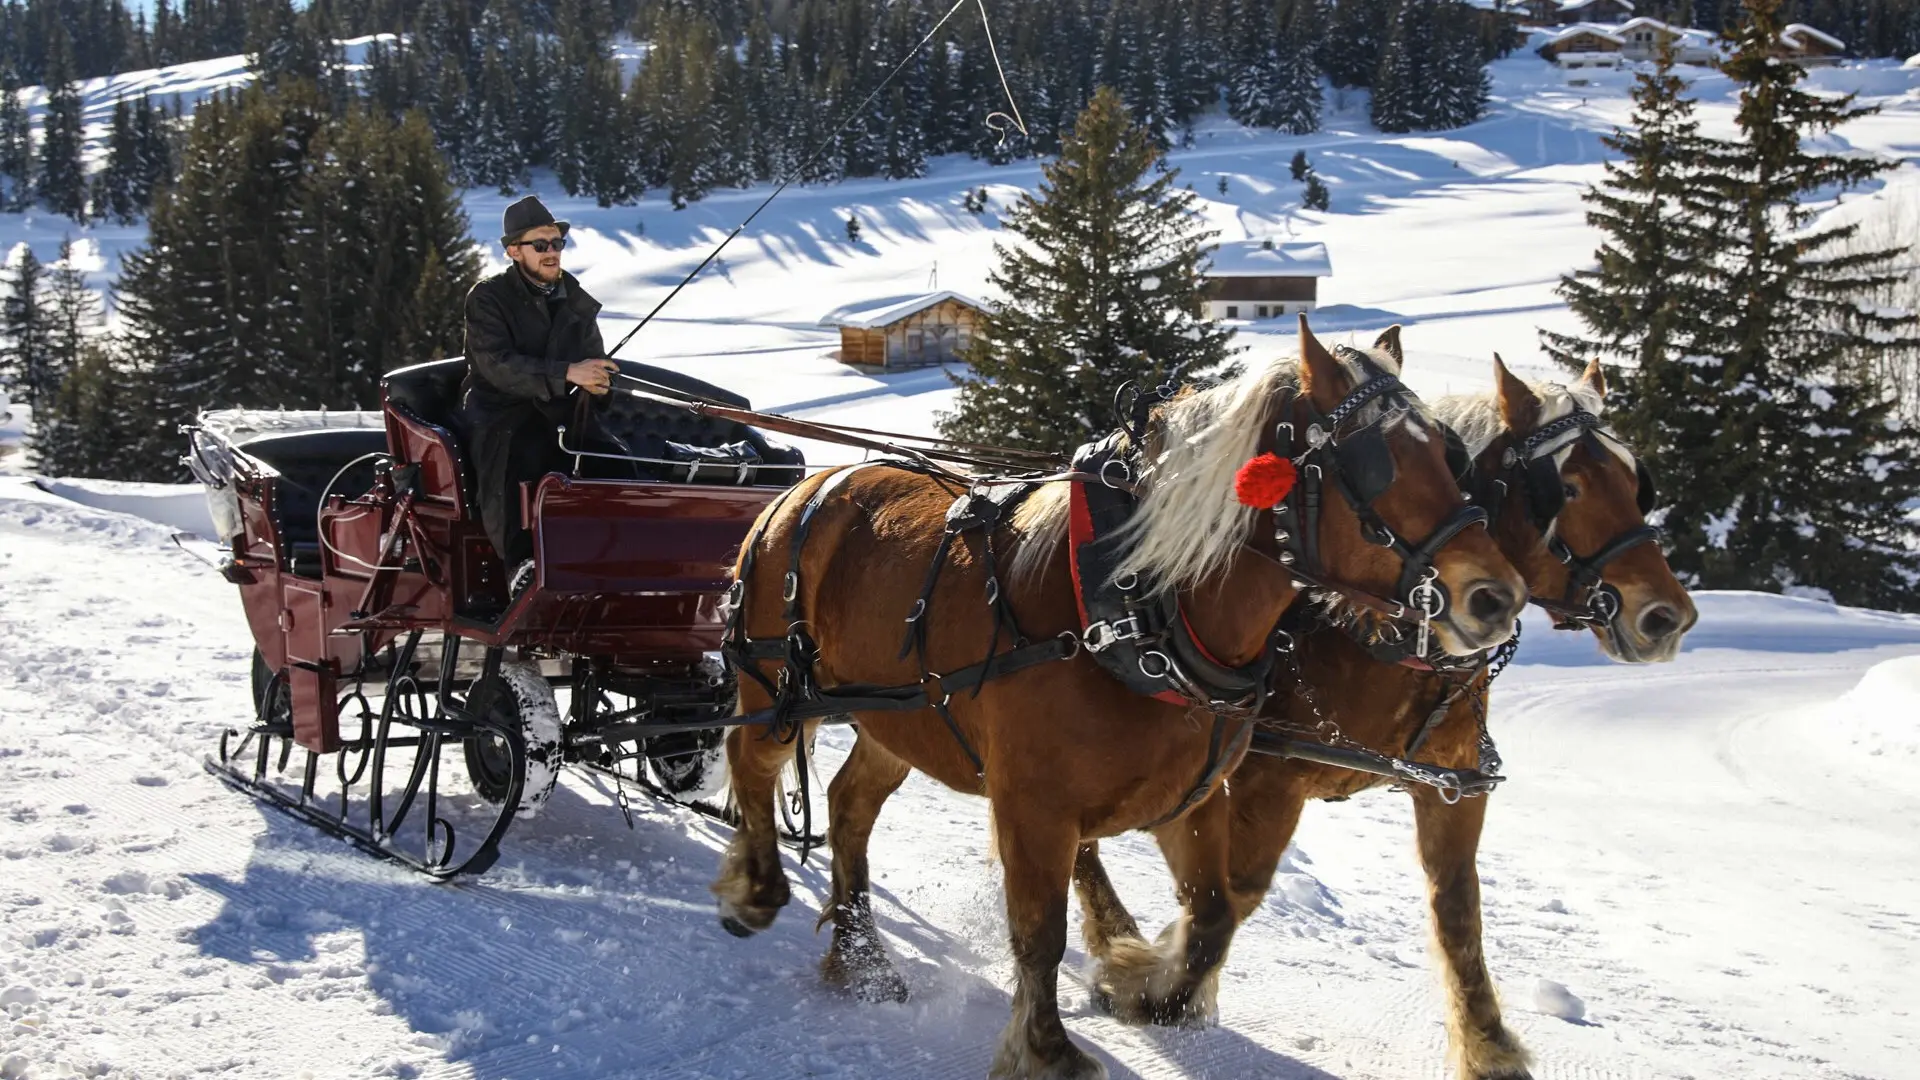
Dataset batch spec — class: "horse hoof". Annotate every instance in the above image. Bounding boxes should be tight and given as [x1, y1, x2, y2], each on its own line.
[851, 968, 910, 1004]
[716, 898, 779, 938]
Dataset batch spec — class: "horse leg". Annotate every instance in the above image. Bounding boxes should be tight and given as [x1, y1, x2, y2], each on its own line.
[818, 732, 913, 1003]
[1411, 788, 1533, 1080]
[1070, 841, 1142, 965]
[992, 808, 1104, 1080]
[1223, 773, 1308, 923]
[1088, 793, 1237, 1028]
[710, 717, 806, 937]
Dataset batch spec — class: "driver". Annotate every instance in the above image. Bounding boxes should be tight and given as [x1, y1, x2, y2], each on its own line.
[460, 195, 620, 591]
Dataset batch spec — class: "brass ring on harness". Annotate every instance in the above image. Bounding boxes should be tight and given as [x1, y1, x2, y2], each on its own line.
[1139, 651, 1172, 680]
[1113, 571, 1139, 592]
[1099, 458, 1132, 489]
[782, 571, 799, 603]
[1056, 630, 1083, 659]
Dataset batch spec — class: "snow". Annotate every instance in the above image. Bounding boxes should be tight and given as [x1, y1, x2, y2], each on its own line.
[1530, 979, 1587, 1021]
[0, 46, 1918, 1080]
[1204, 240, 1332, 278]
[1783, 23, 1847, 52]
[817, 289, 987, 329]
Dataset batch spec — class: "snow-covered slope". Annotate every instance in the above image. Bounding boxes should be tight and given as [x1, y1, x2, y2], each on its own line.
[4, 469, 1920, 1080]
[4, 48, 1920, 1080]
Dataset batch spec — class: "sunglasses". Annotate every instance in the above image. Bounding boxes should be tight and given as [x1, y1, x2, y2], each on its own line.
[513, 237, 567, 253]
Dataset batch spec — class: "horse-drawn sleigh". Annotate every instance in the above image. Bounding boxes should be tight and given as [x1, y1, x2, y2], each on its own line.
[187, 319, 1694, 1079]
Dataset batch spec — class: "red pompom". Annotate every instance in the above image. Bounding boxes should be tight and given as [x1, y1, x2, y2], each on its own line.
[1234, 452, 1297, 508]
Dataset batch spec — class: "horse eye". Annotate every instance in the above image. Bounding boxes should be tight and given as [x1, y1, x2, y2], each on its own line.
[1563, 482, 1580, 500]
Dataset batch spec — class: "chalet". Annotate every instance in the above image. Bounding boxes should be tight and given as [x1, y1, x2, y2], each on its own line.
[1522, 0, 1633, 24]
[1778, 23, 1845, 64]
[1536, 24, 1625, 66]
[1613, 17, 1720, 64]
[820, 290, 986, 371]
[1202, 240, 1332, 322]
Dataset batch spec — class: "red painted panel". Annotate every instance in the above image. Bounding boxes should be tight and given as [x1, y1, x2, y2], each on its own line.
[290, 665, 341, 753]
[533, 476, 777, 595]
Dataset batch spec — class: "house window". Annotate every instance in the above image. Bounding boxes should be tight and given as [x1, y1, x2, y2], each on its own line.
[1225, 305, 1239, 319]
[1257, 305, 1270, 318]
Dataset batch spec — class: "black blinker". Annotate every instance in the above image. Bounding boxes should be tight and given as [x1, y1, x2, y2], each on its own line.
[1331, 424, 1396, 504]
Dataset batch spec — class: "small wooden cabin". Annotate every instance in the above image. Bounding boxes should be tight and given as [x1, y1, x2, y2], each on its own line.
[1202, 240, 1333, 322]
[1537, 25, 1625, 63]
[820, 291, 987, 371]
[1778, 23, 1845, 64]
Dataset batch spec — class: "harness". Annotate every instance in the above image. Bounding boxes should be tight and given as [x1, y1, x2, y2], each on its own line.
[1473, 409, 1660, 632]
[1268, 349, 1491, 662]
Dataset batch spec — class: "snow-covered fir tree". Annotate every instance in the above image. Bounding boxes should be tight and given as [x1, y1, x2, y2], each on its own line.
[0, 247, 50, 407]
[1665, 0, 1920, 608]
[36, 31, 88, 221]
[0, 67, 30, 212]
[941, 86, 1238, 453]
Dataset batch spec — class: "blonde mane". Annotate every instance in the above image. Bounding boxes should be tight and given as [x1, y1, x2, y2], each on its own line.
[1430, 377, 1633, 470]
[1009, 343, 1414, 592]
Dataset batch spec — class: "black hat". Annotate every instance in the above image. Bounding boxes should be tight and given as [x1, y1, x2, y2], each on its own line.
[501, 195, 570, 245]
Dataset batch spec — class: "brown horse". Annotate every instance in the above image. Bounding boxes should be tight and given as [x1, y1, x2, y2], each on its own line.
[1070, 355, 1698, 1079]
[712, 321, 1527, 1080]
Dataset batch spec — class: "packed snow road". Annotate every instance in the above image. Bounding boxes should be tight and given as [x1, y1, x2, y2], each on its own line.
[3, 481, 1918, 1080]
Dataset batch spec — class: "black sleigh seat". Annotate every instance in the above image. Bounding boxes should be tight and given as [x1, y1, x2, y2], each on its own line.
[235, 427, 389, 577]
[379, 356, 806, 499]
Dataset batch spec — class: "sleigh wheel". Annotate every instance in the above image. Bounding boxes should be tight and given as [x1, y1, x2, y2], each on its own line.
[643, 727, 729, 801]
[461, 657, 564, 816]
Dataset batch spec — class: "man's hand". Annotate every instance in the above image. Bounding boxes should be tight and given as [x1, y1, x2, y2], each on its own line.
[566, 359, 619, 396]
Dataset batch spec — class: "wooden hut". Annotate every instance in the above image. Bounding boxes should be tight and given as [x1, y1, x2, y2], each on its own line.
[820, 291, 987, 371]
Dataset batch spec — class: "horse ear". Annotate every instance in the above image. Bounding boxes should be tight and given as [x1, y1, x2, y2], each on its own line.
[1299, 314, 1347, 410]
[1577, 358, 1606, 404]
[1494, 353, 1541, 432]
[1371, 325, 1404, 371]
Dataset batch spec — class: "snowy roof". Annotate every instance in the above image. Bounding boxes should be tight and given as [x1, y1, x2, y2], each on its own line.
[1615, 16, 1714, 42]
[1906, 52, 1920, 69]
[1205, 241, 1333, 279]
[1781, 23, 1844, 51]
[818, 291, 987, 330]
[1559, 0, 1633, 11]
[1543, 24, 1625, 45]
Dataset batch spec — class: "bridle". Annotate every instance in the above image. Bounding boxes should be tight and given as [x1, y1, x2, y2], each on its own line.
[1472, 408, 1660, 632]
[1268, 347, 1491, 658]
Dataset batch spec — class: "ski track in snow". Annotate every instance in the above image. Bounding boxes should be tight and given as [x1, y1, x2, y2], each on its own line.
[2, 43, 1920, 1080]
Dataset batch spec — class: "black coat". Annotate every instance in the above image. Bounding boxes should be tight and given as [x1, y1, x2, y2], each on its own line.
[460, 267, 607, 423]
[458, 267, 609, 562]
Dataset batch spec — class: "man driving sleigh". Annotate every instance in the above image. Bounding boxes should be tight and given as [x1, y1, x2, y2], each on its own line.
[460, 195, 620, 595]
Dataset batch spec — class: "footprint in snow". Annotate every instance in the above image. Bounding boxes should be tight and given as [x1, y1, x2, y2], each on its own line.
[132, 776, 169, 788]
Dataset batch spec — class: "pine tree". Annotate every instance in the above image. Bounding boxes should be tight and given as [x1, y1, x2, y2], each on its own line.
[27, 237, 98, 469]
[941, 86, 1239, 453]
[1651, 0, 1920, 607]
[1541, 43, 1710, 432]
[0, 248, 50, 409]
[845, 214, 861, 243]
[1369, 1, 1421, 132]
[1303, 170, 1330, 210]
[1323, 0, 1391, 88]
[1273, 0, 1325, 135]
[130, 95, 174, 209]
[0, 67, 29, 211]
[33, 340, 129, 478]
[37, 32, 87, 221]
[95, 97, 142, 223]
[1290, 149, 1311, 181]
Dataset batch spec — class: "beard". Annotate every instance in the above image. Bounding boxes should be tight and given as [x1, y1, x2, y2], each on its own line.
[520, 258, 562, 284]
